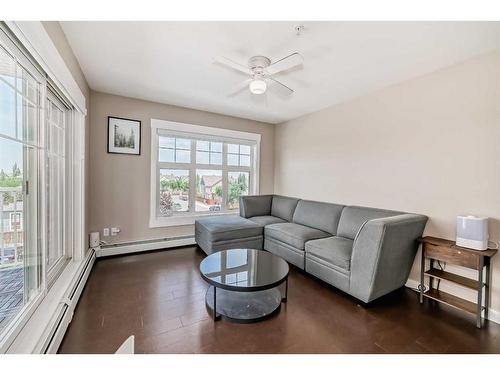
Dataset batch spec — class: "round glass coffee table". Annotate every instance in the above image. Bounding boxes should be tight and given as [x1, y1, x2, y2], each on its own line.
[199, 249, 289, 323]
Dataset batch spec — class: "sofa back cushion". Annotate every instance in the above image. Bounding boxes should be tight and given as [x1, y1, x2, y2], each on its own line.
[239, 195, 273, 218]
[271, 195, 300, 221]
[337, 206, 404, 240]
[292, 200, 345, 234]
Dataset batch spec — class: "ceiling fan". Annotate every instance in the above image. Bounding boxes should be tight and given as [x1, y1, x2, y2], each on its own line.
[214, 53, 303, 97]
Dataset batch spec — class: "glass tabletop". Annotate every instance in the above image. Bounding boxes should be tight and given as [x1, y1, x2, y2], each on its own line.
[199, 249, 289, 291]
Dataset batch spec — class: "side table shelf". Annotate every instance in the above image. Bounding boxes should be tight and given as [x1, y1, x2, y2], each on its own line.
[418, 236, 497, 328]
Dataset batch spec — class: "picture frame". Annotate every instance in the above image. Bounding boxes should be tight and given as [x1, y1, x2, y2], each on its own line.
[107, 116, 141, 155]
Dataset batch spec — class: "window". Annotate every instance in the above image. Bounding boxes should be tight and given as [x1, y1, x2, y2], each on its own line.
[159, 169, 190, 213]
[46, 90, 71, 281]
[196, 169, 222, 212]
[227, 171, 249, 210]
[0, 24, 83, 350]
[196, 141, 222, 165]
[159, 137, 191, 163]
[227, 144, 251, 167]
[150, 119, 260, 227]
[0, 32, 43, 340]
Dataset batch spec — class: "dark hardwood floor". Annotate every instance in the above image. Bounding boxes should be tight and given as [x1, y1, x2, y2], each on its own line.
[58, 246, 500, 354]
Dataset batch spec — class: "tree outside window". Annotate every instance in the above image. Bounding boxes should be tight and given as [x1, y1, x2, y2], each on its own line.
[159, 169, 190, 215]
[227, 172, 249, 210]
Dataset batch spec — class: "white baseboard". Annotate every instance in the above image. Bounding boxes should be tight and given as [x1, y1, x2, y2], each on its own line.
[96, 236, 196, 258]
[405, 278, 500, 324]
[45, 250, 96, 353]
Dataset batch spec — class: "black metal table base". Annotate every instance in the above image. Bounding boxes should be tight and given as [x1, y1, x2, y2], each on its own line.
[205, 285, 286, 323]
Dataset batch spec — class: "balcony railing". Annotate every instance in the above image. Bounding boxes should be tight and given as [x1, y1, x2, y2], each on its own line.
[0, 186, 24, 332]
[0, 186, 23, 267]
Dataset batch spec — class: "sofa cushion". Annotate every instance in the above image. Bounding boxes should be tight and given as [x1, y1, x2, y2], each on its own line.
[337, 206, 403, 240]
[195, 215, 262, 242]
[265, 222, 330, 250]
[248, 215, 286, 226]
[271, 195, 300, 221]
[305, 236, 354, 271]
[239, 195, 273, 218]
[292, 200, 345, 235]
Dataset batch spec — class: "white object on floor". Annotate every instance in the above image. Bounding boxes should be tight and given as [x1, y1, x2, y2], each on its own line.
[115, 335, 135, 354]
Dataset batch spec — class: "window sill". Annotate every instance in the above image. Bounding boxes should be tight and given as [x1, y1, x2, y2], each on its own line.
[149, 211, 239, 227]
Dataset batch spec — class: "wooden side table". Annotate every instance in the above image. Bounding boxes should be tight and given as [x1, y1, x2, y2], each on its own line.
[418, 236, 497, 328]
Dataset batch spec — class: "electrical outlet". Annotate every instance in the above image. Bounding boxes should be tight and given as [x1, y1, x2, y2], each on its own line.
[103, 228, 109, 237]
[111, 227, 121, 236]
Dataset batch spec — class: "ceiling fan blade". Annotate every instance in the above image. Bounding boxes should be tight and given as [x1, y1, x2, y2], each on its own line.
[227, 78, 251, 97]
[267, 77, 294, 96]
[266, 52, 303, 75]
[214, 56, 249, 75]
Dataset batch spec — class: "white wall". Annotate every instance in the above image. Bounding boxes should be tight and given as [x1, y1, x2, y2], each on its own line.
[274, 50, 500, 314]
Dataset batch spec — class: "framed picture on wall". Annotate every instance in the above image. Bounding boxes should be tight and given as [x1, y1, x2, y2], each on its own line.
[107, 116, 141, 155]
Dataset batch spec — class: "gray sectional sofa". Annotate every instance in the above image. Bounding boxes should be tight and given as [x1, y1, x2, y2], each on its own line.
[195, 195, 427, 303]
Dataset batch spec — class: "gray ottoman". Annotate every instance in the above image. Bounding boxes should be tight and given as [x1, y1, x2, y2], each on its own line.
[195, 215, 264, 255]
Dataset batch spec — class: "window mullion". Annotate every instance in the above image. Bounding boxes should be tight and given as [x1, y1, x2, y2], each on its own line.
[222, 142, 228, 211]
[250, 145, 255, 194]
[226, 166, 251, 173]
[158, 162, 191, 169]
[189, 139, 196, 213]
[156, 166, 161, 217]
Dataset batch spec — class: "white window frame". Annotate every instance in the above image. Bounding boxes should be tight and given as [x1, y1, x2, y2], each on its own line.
[150, 119, 261, 227]
[45, 87, 73, 285]
[0, 24, 47, 351]
[0, 22, 87, 354]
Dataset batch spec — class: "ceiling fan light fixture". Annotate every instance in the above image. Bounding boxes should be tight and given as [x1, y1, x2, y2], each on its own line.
[249, 79, 267, 95]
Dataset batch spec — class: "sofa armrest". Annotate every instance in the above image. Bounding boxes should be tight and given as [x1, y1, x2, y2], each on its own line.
[349, 214, 428, 303]
[239, 195, 273, 218]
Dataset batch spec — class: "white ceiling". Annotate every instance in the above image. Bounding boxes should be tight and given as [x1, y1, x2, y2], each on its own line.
[61, 22, 500, 124]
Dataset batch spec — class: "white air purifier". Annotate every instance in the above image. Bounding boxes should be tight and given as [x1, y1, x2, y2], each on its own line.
[456, 215, 489, 250]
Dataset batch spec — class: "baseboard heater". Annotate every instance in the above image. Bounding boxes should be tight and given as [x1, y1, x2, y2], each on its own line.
[96, 235, 196, 258]
[35, 236, 194, 352]
[42, 249, 96, 354]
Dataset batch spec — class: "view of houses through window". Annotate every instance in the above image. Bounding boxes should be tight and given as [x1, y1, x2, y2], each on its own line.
[0, 159, 24, 268]
[227, 171, 249, 210]
[196, 169, 222, 211]
[159, 169, 190, 214]
[155, 130, 256, 218]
